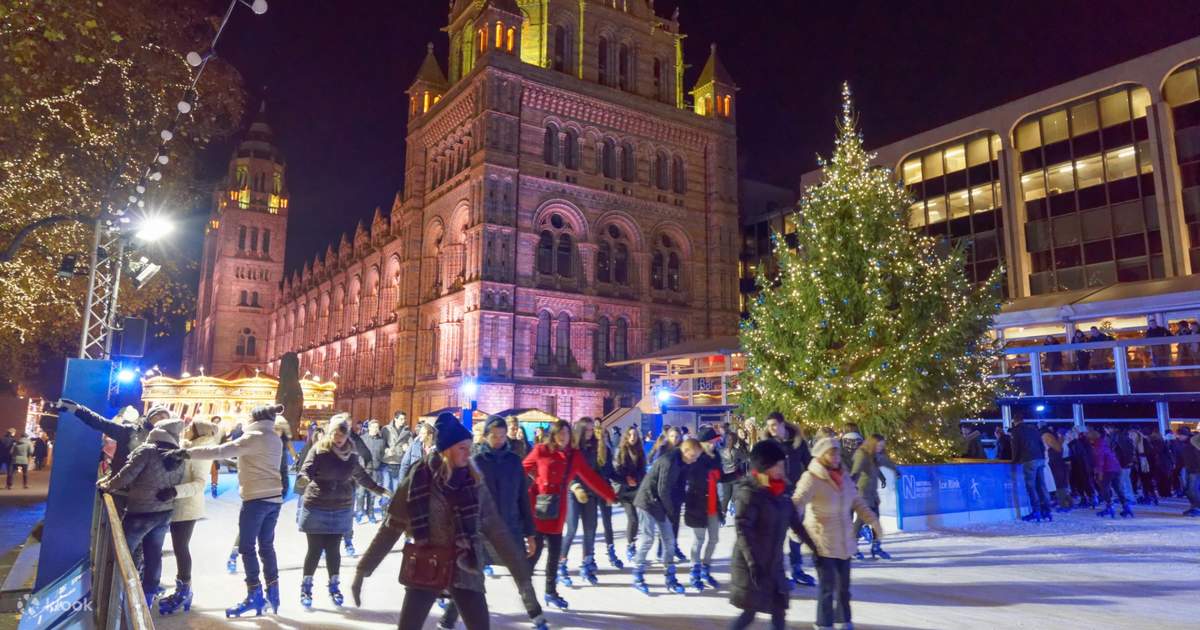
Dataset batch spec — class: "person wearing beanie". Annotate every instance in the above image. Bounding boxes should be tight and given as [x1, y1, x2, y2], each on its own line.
[793, 438, 882, 630]
[683, 425, 733, 591]
[729, 439, 805, 630]
[354, 412, 549, 630]
[437, 414, 536, 629]
[172, 404, 286, 617]
[763, 411, 815, 587]
[522, 419, 617, 611]
[56, 398, 172, 482]
[97, 418, 186, 608]
[296, 414, 388, 609]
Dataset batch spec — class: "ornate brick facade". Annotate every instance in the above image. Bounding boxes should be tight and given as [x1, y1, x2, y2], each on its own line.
[191, 0, 741, 424]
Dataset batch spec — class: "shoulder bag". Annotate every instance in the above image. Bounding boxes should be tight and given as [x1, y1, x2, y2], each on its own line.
[399, 542, 457, 592]
[534, 450, 575, 520]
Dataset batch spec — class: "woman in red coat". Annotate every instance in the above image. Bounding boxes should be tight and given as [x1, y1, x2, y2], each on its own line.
[523, 420, 616, 610]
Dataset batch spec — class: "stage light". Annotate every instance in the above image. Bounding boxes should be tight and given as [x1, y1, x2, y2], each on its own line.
[117, 368, 137, 384]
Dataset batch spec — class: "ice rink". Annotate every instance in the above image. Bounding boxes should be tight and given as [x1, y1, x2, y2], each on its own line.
[153, 474, 1199, 630]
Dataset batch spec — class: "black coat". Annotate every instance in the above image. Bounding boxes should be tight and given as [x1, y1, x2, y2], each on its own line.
[1068, 436, 1094, 478]
[612, 448, 646, 503]
[0, 437, 12, 463]
[300, 449, 383, 511]
[1108, 432, 1135, 469]
[684, 451, 729, 528]
[472, 442, 534, 543]
[1010, 423, 1045, 463]
[729, 475, 802, 614]
[779, 435, 810, 489]
[995, 433, 1013, 460]
[634, 449, 685, 522]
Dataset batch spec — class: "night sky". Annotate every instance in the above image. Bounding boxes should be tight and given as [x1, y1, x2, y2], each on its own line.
[135, 0, 1199, 380]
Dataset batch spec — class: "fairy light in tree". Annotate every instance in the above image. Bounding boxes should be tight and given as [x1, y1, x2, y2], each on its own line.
[738, 83, 1010, 463]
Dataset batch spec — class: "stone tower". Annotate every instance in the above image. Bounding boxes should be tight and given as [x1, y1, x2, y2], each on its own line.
[184, 103, 289, 376]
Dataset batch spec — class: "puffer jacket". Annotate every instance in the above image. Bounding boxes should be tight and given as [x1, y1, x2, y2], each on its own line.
[171, 422, 220, 523]
[1090, 436, 1120, 475]
[634, 448, 686, 523]
[104, 440, 186, 514]
[10, 438, 32, 466]
[357, 454, 538, 602]
[300, 447, 386, 511]
[473, 441, 533, 544]
[72, 406, 152, 475]
[850, 447, 896, 506]
[186, 418, 283, 502]
[683, 450, 728, 528]
[729, 474, 802, 614]
[792, 459, 881, 560]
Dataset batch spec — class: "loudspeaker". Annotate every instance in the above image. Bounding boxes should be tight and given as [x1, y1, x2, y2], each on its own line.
[116, 317, 147, 357]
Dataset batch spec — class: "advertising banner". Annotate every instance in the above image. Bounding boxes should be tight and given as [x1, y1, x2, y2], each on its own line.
[895, 462, 1027, 522]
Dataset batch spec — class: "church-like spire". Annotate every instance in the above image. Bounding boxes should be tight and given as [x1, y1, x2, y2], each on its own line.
[408, 43, 448, 119]
[691, 43, 737, 121]
[412, 42, 449, 88]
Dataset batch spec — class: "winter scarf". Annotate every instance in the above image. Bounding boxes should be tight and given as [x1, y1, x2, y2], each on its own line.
[754, 470, 787, 497]
[408, 453, 480, 572]
[318, 437, 355, 461]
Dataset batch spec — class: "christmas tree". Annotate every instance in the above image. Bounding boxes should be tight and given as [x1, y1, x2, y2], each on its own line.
[739, 85, 1006, 462]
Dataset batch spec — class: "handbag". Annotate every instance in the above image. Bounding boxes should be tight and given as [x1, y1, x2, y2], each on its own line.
[399, 542, 456, 591]
[534, 451, 575, 520]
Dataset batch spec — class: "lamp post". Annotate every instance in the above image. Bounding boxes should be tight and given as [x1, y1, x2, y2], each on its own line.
[460, 377, 478, 430]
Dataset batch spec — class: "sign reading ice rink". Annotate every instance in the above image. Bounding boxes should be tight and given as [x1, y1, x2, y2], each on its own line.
[877, 462, 1031, 530]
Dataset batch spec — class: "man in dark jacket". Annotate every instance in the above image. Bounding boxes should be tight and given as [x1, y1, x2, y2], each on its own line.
[438, 416, 535, 628]
[348, 420, 379, 523]
[505, 416, 530, 460]
[57, 399, 170, 478]
[1010, 412, 1052, 520]
[380, 413, 409, 493]
[994, 427, 1013, 460]
[32, 435, 49, 470]
[765, 411, 815, 587]
[0, 429, 14, 480]
[631, 439, 699, 594]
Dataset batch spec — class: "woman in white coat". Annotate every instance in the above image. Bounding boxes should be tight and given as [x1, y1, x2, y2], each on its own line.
[792, 438, 882, 630]
[158, 419, 220, 615]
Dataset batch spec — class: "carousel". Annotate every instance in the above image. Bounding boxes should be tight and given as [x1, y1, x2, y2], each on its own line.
[141, 365, 336, 435]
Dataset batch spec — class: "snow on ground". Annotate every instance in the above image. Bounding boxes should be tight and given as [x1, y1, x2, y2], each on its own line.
[154, 474, 1199, 630]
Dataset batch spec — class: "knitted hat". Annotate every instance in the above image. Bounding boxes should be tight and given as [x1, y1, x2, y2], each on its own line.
[146, 419, 184, 447]
[483, 415, 507, 435]
[434, 412, 472, 452]
[252, 404, 284, 423]
[144, 405, 171, 422]
[697, 425, 719, 443]
[811, 437, 839, 459]
[749, 439, 787, 472]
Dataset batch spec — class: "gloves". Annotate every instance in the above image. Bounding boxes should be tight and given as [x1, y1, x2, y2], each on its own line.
[56, 398, 79, 414]
[156, 487, 178, 502]
[351, 572, 364, 607]
[571, 483, 590, 504]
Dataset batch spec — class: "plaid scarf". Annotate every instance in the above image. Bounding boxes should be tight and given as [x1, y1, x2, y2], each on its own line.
[408, 453, 480, 573]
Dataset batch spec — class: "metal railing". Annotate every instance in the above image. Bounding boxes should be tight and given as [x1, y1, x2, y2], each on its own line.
[996, 334, 1200, 399]
[91, 493, 156, 630]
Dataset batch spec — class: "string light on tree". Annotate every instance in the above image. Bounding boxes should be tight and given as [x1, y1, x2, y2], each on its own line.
[738, 83, 1009, 463]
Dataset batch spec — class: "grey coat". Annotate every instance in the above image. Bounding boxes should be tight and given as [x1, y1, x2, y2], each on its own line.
[850, 448, 897, 505]
[103, 442, 186, 514]
[9, 438, 32, 466]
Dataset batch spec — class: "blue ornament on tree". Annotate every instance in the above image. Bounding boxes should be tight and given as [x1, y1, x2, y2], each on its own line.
[830, 367, 839, 376]
[868, 328, 877, 338]
[881, 361, 890, 370]
[820, 320, 829, 329]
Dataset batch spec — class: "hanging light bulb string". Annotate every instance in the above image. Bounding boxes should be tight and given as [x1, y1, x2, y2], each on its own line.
[109, 0, 268, 228]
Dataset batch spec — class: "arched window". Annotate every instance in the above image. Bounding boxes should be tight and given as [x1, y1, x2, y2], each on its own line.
[672, 155, 686, 194]
[251, 291, 260, 307]
[722, 95, 732, 117]
[618, 44, 631, 91]
[537, 231, 555, 275]
[563, 128, 579, 170]
[552, 25, 567, 72]
[601, 139, 617, 178]
[598, 37, 609, 85]
[236, 328, 256, 356]
[506, 27, 515, 53]
[621, 142, 636, 181]
[653, 58, 663, 99]
[596, 241, 611, 283]
[249, 227, 258, 251]
[237, 226, 246, 250]
[556, 233, 573, 278]
[614, 318, 628, 360]
[536, 312, 552, 366]
[668, 321, 681, 347]
[614, 243, 629, 285]
[494, 22, 503, 49]
[667, 252, 681, 291]
[262, 230, 271, 254]
[650, 320, 664, 351]
[238, 290, 248, 306]
[477, 28, 487, 54]
[655, 152, 669, 190]
[555, 312, 571, 366]
[651, 251, 664, 290]
[704, 94, 713, 117]
[595, 316, 610, 367]
[543, 123, 559, 165]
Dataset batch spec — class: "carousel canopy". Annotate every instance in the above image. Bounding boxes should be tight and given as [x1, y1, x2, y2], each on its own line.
[141, 364, 336, 425]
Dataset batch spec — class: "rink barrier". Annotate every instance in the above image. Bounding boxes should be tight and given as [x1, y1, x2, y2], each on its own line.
[879, 462, 1030, 531]
[91, 493, 155, 630]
